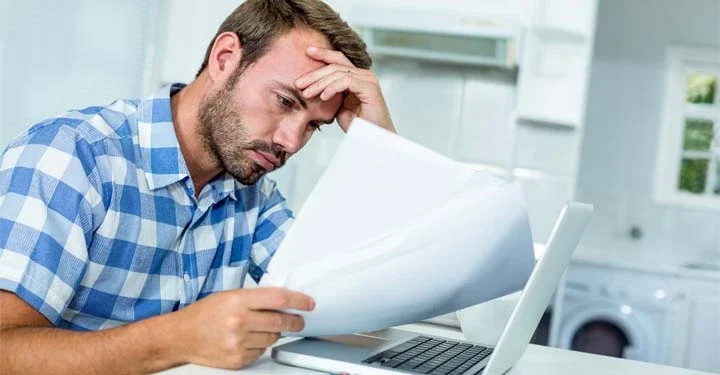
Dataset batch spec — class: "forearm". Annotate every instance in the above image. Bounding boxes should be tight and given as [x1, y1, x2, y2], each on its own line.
[0, 312, 187, 375]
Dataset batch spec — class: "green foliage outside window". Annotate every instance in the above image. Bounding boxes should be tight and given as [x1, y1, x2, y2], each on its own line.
[678, 158, 709, 194]
[683, 118, 714, 151]
[686, 73, 717, 104]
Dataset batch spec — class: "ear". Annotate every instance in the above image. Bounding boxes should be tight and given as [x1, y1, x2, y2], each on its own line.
[206, 31, 243, 83]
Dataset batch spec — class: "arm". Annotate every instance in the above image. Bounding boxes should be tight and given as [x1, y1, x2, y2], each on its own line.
[0, 287, 314, 374]
[0, 290, 185, 374]
[247, 178, 295, 283]
[0, 126, 313, 373]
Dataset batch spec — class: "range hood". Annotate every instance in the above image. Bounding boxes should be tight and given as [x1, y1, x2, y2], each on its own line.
[345, 2, 523, 68]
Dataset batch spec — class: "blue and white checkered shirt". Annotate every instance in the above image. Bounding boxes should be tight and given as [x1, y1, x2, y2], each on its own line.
[0, 84, 294, 330]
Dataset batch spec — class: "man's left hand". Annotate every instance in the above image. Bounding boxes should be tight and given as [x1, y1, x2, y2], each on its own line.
[295, 46, 396, 133]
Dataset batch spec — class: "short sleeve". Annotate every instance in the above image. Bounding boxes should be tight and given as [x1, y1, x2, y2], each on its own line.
[0, 123, 102, 325]
[247, 177, 294, 283]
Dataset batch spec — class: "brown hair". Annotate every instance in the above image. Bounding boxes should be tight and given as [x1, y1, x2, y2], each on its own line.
[196, 0, 371, 78]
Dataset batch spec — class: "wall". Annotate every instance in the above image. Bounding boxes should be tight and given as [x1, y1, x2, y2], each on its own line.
[0, 0, 160, 148]
[577, 0, 720, 252]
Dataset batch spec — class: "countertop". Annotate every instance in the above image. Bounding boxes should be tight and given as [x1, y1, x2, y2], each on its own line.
[572, 239, 720, 281]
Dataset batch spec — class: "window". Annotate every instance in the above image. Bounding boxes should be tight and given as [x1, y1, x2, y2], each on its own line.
[655, 47, 720, 209]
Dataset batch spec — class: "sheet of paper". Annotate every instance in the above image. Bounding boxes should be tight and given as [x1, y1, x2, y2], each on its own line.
[259, 118, 535, 337]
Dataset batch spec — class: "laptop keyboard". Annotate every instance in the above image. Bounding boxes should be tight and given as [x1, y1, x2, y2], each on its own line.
[362, 335, 493, 375]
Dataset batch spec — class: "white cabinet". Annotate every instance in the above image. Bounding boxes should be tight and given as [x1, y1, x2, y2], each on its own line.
[683, 278, 720, 372]
[516, 0, 598, 128]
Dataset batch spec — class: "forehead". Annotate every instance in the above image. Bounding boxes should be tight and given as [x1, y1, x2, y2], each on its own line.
[243, 28, 342, 118]
[251, 28, 332, 82]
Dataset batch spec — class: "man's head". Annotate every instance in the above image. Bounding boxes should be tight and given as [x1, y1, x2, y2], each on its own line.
[195, 0, 371, 185]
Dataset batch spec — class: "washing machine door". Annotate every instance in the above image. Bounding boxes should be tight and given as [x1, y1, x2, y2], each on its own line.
[570, 320, 634, 358]
[559, 308, 648, 361]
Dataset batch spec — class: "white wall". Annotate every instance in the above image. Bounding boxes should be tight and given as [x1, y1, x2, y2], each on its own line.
[0, 1, 160, 148]
[577, 0, 720, 252]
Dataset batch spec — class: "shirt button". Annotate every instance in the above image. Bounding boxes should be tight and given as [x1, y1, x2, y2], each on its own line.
[183, 273, 190, 283]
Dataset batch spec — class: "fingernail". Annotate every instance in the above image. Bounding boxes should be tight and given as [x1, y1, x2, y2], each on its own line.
[309, 298, 316, 310]
[307, 46, 317, 54]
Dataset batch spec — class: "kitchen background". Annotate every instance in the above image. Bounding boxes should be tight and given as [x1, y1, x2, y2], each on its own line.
[0, 0, 718, 372]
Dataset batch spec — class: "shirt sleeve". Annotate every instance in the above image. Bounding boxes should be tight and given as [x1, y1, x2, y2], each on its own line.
[247, 177, 294, 284]
[0, 123, 103, 325]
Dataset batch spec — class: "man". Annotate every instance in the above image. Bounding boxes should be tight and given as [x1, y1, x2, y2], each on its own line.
[0, 0, 395, 373]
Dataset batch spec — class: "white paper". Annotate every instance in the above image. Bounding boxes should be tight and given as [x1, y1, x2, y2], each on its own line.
[260, 118, 535, 337]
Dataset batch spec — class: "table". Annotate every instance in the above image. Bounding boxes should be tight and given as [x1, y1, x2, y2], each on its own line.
[156, 323, 711, 375]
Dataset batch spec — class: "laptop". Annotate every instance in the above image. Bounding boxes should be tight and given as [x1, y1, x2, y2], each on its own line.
[272, 201, 593, 375]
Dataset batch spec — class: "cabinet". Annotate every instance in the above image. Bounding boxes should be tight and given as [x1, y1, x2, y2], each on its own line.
[683, 278, 720, 372]
[516, 0, 598, 128]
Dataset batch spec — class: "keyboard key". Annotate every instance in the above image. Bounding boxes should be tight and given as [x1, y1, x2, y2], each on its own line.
[382, 358, 406, 368]
[361, 354, 383, 364]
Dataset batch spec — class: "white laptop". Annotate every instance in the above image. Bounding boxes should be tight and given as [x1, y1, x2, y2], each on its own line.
[272, 202, 593, 375]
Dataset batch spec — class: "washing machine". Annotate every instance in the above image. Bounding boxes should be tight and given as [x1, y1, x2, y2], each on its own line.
[549, 262, 688, 366]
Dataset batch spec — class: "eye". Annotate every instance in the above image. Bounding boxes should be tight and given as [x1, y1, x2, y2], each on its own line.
[277, 94, 293, 108]
[308, 121, 322, 132]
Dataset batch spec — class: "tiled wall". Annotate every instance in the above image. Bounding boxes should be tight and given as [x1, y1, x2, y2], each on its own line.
[576, 0, 720, 254]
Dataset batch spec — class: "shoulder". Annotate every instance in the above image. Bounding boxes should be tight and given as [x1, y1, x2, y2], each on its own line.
[7, 98, 140, 151]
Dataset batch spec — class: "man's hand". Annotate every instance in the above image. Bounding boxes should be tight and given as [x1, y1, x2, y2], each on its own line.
[295, 46, 396, 133]
[173, 287, 314, 369]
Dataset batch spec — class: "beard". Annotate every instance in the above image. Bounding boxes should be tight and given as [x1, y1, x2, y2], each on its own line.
[198, 78, 287, 185]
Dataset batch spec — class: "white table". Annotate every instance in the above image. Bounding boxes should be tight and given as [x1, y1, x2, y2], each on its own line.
[157, 323, 711, 375]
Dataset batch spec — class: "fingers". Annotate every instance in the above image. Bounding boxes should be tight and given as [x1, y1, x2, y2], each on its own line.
[243, 287, 315, 311]
[306, 46, 353, 66]
[299, 71, 375, 102]
[320, 75, 376, 102]
[295, 63, 372, 90]
[244, 332, 281, 349]
[246, 310, 306, 333]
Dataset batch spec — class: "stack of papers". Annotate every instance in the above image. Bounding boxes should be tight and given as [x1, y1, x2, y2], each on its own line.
[259, 118, 535, 337]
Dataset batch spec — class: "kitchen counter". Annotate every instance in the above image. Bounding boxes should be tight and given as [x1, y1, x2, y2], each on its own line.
[573, 240, 720, 281]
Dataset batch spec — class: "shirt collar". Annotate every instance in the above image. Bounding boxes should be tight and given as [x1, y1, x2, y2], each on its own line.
[136, 83, 238, 202]
[137, 83, 190, 191]
[208, 172, 239, 202]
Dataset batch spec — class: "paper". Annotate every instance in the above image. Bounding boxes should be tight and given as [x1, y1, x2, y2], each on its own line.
[259, 118, 535, 337]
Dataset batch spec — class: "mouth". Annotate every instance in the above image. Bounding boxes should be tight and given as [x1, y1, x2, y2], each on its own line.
[250, 150, 280, 171]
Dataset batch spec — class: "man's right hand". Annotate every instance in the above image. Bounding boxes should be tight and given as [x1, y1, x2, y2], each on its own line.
[172, 287, 315, 369]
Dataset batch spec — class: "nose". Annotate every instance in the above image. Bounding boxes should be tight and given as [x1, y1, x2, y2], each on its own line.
[272, 119, 306, 154]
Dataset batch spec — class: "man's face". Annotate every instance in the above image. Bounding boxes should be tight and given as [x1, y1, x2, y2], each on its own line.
[198, 28, 343, 185]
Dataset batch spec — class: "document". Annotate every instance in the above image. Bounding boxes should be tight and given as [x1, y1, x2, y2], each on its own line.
[259, 118, 535, 337]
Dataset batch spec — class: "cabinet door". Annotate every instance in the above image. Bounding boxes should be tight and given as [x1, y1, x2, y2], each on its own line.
[685, 294, 720, 372]
[515, 0, 598, 128]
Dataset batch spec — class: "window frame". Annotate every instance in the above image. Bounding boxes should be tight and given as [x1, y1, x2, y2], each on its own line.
[654, 46, 720, 210]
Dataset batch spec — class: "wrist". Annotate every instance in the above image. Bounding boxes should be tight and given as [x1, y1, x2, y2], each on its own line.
[138, 311, 192, 370]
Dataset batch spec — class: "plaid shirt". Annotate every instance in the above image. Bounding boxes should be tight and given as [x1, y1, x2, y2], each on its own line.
[0, 84, 293, 330]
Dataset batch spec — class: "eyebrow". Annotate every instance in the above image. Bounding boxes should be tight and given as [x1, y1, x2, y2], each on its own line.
[272, 80, 335, 124]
